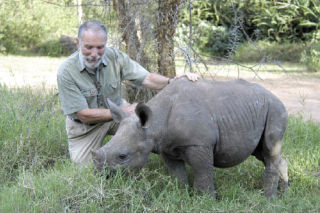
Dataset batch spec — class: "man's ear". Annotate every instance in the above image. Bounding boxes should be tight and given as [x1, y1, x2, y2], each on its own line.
[135, 103, 152, 128]
[107, 98, 128, 122]
[76, 38, 80, 49]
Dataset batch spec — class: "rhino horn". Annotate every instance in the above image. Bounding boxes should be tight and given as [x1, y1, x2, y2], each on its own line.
[107, 98, 128, 122]
[135, 102, 152, 128]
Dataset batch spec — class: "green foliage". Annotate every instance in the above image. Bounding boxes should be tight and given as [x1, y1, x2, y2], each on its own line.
[0, 0, 77, 55]
[179, 0, 320, 56]
[233, 40, 320, 72]
[233, 40, 305, 63]
[177, 23, 237, 57]
[0, 85, 68, 184]
[250, 0, 320, 42]
[301, 40, 320, 72]
[36, 39, 64, 57]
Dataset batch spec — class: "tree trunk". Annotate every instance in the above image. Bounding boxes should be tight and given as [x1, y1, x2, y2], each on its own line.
[157, 0, 183, 77]
[112, 0, 156, 102]
[74, 0, 83, 25]
[112, 0, 149, 69]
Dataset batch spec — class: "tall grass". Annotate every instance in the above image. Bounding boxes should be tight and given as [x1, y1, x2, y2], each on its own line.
[0, 84, 68, 184]
[0, 84, 319, 212]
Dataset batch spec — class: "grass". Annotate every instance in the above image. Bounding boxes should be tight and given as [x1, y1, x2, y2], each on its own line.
[0, 55, 319, 212]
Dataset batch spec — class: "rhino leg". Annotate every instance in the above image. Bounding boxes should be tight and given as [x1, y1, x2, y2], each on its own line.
[264, 153, 281, 198]
[253, 143, 288, 198]
[278, 157, 289, 193]
[162, 154, 188, 184]
[184, 146, 215, 197]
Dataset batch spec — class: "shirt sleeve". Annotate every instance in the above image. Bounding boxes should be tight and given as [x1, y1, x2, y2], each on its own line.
[117, 50, 149, 86]
[57, 67, 88, 115]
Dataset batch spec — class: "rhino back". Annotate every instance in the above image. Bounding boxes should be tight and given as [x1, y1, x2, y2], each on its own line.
[147, 78, 286, 167]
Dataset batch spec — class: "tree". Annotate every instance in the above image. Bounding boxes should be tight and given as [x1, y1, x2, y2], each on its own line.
[112, 0, 150, 70]
[111, 0, 185, 102]
[75, 0, 83, 25]
[112, 0, 184, 77]
[157, 0, 184, 77]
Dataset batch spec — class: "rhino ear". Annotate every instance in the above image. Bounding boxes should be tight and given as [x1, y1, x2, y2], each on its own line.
[107, 98, 128, 122]
[135, 103, 152, 128]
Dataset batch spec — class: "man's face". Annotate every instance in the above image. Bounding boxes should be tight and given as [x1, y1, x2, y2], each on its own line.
[78, 29, 107, 70]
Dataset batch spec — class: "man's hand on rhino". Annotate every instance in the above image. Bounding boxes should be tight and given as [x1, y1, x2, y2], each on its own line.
[175, 72, 200, 82]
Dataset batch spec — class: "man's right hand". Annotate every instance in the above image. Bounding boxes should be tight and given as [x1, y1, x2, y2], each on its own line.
[120, 103, 138, 115]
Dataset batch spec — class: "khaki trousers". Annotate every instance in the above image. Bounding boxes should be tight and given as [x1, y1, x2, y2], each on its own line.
[66, 100, 129, 165]
[66, 118, 119, 165]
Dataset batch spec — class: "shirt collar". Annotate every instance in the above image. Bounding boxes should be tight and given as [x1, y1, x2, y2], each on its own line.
[78, 50, 108, 72]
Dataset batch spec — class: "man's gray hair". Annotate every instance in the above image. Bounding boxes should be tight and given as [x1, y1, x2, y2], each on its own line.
[78, 20, 108, 41]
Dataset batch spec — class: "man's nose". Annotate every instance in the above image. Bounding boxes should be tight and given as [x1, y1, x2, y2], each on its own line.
[90, 48, 98, 57]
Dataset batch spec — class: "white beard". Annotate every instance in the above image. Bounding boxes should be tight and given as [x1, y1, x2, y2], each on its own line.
[79, 50, 102, 70]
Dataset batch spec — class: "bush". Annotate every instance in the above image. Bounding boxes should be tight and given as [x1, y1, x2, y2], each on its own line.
[177, 22, 243, 57]
[232, 40, 305, 63]
[0, 1, 77, 55]
[301, 41, 320, 72]
[36, 39, 63, 57]
[36, 36, 77, 57]
[196, 24, 229, 56]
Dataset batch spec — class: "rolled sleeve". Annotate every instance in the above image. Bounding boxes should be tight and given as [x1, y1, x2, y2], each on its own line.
[118, 51, 149, 86]
[57, 69, 88, 115]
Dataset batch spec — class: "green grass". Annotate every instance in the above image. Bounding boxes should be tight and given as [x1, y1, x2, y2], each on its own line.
[0, 114, 319, 212]
[0, 55, 319, 212]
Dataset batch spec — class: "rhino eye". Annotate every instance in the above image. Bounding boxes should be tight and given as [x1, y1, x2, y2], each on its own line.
[119, 153, 127, 160]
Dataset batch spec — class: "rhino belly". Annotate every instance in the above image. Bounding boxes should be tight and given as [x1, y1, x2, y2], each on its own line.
[213, 133, 262, 168]
[213, 148, 254, 168]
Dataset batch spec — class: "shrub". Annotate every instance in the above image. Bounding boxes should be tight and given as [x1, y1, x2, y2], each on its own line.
[0, 1, 77, 55]
[301, 41, 320, 72]
[177, 22, 242, 57]
[232, 40, 305, 63]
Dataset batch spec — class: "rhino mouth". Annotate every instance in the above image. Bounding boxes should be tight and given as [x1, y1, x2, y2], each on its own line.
[104, 167, 130, 180]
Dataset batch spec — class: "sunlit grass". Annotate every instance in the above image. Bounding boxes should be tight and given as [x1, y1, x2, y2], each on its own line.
[0, 55, 64, 88]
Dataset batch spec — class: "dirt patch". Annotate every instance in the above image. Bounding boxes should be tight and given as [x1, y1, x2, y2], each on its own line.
[252, 77, 320, 123]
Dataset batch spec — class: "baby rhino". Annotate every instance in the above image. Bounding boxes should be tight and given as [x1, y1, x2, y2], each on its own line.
[92, 78, 289, 198]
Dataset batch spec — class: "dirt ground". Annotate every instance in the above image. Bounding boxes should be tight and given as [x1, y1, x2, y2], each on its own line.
[252, 77, 320, 123]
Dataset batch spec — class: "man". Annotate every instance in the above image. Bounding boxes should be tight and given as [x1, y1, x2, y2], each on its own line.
[57, 20, 199, 165]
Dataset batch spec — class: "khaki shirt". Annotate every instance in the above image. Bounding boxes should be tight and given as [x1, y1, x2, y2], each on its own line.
[57, 47, 149, 118]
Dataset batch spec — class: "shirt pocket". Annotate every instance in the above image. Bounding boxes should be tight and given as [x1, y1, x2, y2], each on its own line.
[81, 87, 98, 108]
[103, 81, 121, 105]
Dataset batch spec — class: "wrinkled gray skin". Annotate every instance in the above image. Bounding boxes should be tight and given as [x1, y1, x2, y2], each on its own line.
[92, 78, 289, 198]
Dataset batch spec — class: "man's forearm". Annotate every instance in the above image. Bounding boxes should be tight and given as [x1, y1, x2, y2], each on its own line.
[141, 73, 170, 90]
[76, 103, 137, 124]
[142, 72, 200, 90]
[77, 108, 113, 124]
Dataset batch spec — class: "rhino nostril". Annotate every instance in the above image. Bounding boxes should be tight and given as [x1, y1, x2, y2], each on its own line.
[119, 153, 127, 160]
